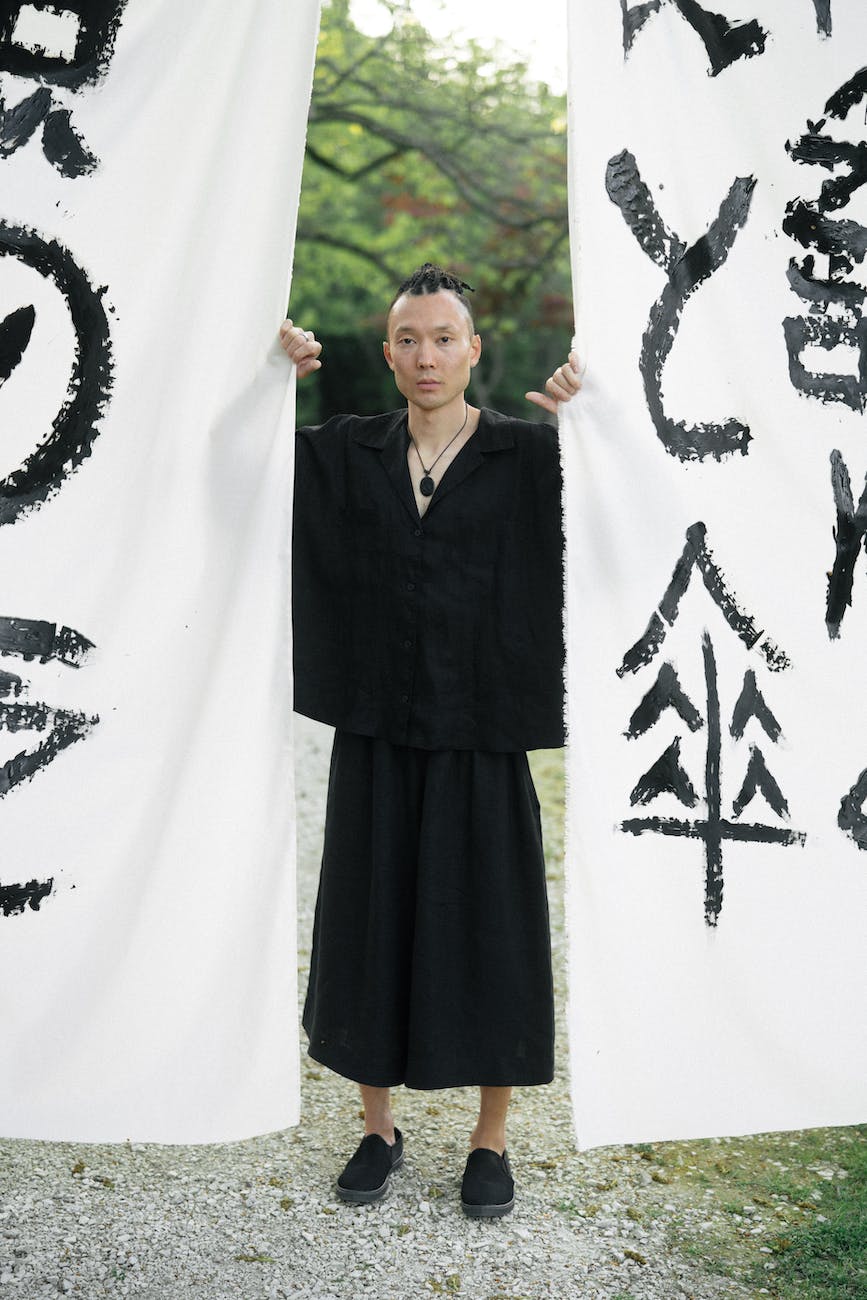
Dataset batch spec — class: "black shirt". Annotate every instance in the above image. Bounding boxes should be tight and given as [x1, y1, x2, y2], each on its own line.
[292, 407, 565, 752]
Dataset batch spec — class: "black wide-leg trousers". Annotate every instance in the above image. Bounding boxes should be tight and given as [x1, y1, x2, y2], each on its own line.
[302, 730, 555, 1090]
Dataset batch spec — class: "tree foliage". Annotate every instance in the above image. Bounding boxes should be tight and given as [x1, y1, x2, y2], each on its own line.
[290, 0, 572, 421]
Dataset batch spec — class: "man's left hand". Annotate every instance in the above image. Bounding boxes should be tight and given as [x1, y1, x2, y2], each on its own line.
[525, 352, 582, 415]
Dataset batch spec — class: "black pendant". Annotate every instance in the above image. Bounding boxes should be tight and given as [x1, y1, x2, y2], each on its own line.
[420, 475, 435, 497]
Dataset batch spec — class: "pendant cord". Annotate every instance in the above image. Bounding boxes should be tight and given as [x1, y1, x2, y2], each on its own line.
[407, 403, 469, 479]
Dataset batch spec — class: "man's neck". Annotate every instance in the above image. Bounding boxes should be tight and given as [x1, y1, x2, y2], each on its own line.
[407, 397, 477, 455]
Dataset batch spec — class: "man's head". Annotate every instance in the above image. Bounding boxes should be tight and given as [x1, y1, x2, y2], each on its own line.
[384, 264, 481, 413]
[386, 263, 476, 338]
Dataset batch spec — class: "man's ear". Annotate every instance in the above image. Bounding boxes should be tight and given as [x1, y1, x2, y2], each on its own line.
[383, 340, 394, 371]
[470, 333, 482, 369]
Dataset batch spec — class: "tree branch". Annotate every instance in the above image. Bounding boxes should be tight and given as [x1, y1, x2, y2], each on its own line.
[296, 229, 403, 281]
[305, 143, 408, 182]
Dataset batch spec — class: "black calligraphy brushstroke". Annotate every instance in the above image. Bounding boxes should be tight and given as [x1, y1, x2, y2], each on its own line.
[811, 0, 831, 37]
[606, 150, 756, 462]
[0, 85, 51, 156]
[730, 668, 782, 741]
[42, 107, 98, 176]
[784, 201, 867, 264]
[622, 815, 805, 847]
[786, 134, 867, 219]
[732, 744, 789, 819]
[0, 221, 113, 525]
[787, 257, 865, 310]
[0, 670, 23, 697]
[825, 67, 867, 120]
[625, 661, 704, 738]
[783, 315, 867, 412]
[839, 766, 867, 849]
[605, 148, 686, 270]
[621, 0, 662, 52]
[620, 0, 767, 75]
[630, 735, 699, 808]
[826, 449, 867, 638]
[618, 523, 790, 677]
[0, 697, 96, 796]
[672, 0, 767, 76]
[702, 632, 723, 922]
[657, 539, 694, 625]
[0, 305, 35, 386]
[0, 616, 94, 666]
[0, 0, 129, 89]
[0, 877, 53, 916]
[0, 88, 98, 177]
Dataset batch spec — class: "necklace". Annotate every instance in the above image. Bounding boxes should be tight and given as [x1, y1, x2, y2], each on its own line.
[407, 404, 469, 498]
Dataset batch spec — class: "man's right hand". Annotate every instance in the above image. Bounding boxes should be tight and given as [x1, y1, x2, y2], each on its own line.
[279, 319, 323, 379]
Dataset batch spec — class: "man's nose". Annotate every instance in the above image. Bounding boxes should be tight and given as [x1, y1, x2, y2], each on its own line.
[417, 340, 436, 367]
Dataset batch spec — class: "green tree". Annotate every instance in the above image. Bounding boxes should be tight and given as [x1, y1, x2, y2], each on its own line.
[290, 0, 572, 422]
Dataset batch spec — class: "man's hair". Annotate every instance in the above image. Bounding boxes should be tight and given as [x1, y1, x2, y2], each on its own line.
[387, 262, 476, 333]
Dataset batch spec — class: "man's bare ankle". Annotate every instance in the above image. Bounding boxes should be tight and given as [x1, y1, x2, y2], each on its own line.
[469, 1132, 506, 1155]
[364, 1122, 396, 1145]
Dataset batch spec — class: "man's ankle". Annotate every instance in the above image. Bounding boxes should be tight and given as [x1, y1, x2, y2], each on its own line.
[364, 1122, 396, 1145]
[469, 1132, 506, 1155]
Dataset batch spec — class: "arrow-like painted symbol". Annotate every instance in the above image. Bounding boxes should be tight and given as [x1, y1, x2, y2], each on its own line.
[630, 735, 699, 808]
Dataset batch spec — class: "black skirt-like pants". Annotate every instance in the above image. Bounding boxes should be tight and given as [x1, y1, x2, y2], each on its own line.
[302, 731, 555, 1090]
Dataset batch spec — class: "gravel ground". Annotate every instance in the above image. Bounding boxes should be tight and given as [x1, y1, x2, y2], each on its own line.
[0, 716, 754, 1300]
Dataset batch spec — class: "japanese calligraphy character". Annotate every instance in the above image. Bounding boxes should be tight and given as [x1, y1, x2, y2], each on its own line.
[0, 615, 98, 917]
[606, 150, 757, 462]
[619, 527, 804, 925]
[784, 68, 867, 410]
[0, 219, 113, 525]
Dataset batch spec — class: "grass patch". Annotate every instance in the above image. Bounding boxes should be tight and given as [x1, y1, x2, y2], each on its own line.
[639, 1125, 867, 1297]
[743, 1127, 867, 1299]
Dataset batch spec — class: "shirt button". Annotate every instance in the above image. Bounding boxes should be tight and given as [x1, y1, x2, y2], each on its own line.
[413, 528, 422, 537]
[406, 581, 415, 591]
[403, 639, 412, 649]
[400, 693, 409, 703]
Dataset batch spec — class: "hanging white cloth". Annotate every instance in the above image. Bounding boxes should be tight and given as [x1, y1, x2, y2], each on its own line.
[0, 0, 320, 1143]
[563, 0, 867, 1148]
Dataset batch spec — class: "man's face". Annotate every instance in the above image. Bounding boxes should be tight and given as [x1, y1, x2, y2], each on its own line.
[383, 290, 481, 411]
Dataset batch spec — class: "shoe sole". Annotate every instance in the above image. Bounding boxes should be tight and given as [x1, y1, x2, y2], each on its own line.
[461, 1196, 515, 1218]
[336, 1153, 404, 1204]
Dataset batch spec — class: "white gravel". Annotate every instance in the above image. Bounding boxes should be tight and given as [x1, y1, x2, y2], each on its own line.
[0, 716, 752, 1300]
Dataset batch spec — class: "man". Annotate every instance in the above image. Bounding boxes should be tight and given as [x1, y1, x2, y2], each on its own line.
[280, 264, 581, 1217]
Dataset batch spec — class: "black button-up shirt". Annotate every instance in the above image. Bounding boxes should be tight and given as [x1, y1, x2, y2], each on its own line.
[292, 407, 565, 752]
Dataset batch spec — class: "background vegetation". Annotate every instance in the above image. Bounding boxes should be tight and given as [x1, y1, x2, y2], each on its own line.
[289, 0, 572, 425]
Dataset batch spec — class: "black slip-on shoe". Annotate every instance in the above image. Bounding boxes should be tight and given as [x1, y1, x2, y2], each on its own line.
[336, 1127, 404, 1204]
[460, 1147, 515, 1218]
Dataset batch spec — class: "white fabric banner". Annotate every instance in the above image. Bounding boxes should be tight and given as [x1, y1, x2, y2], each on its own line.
[0, 0, 319, 1142]
[564, 0, 867, 1148]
